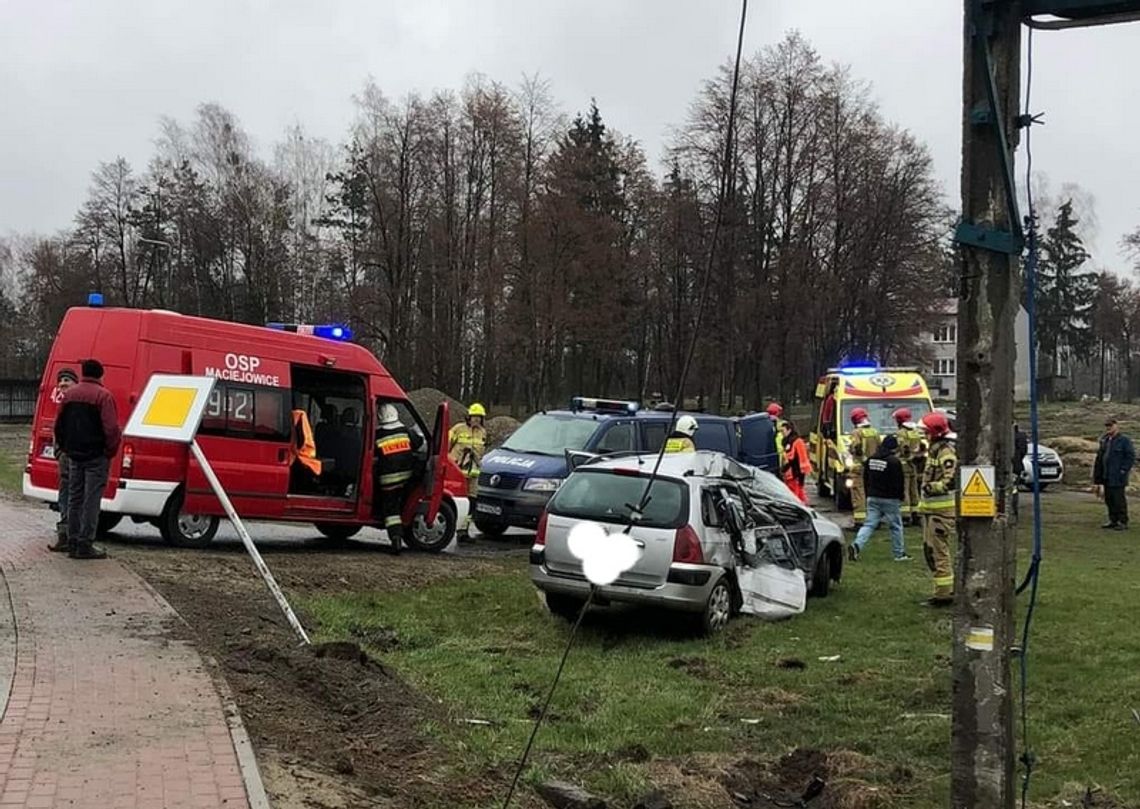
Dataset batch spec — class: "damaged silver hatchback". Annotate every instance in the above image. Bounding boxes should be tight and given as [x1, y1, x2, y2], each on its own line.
[529, 451, 847, 635]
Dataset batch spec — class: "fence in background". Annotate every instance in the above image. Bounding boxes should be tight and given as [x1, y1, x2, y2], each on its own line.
[0, 380, 39, 423]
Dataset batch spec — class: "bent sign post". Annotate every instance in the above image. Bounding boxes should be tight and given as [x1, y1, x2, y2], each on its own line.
[123, 374, 310, 645]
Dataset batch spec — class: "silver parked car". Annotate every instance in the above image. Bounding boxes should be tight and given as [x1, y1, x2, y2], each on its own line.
[1020, 443, 1064, 489]
[529, 452, 846, 635]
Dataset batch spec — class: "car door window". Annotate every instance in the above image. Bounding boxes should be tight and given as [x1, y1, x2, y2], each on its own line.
[641, 422, 667, 452]
[694, 421, 733, 454]
[595, 422, 635, 453]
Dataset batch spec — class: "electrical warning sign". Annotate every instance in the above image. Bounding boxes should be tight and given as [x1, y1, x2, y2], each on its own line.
[959, 465, 996, 517]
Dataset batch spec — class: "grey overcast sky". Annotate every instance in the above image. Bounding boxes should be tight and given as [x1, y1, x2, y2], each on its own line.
[1, 1, 1137, 263]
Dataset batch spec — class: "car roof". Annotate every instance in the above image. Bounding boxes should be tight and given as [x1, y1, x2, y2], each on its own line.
[577, 450, 753, 480]
[539, 408, 737, 423]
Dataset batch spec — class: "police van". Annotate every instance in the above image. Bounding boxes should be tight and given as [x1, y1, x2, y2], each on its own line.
[23, 304, 469, 551]
[473, 397, 778, 536]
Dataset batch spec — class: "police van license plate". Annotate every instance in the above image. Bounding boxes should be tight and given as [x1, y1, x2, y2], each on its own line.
[476, 501, 503, 516]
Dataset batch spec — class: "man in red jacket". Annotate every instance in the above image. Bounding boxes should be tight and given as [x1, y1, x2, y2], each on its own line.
[53, 359, 120, 559]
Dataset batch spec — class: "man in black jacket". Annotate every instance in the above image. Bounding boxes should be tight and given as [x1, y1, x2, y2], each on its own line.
[1094, 418, 1135, 530]
[54, 359, 120, 559]
[848, 435, 910, 562]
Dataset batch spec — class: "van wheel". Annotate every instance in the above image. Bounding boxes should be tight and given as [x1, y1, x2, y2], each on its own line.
[314, 523, 362, 542]
[96, 513, 123, 536]
[160, 494, 220, 548]
[694, 578, 733, 636]
[810, 551, 833, 598]
[406, 499, 457, 553]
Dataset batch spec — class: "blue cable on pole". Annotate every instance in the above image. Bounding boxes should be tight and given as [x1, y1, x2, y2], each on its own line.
[1016, 25, 1044, 809]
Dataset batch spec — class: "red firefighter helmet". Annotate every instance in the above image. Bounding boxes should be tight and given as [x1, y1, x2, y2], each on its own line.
[892, 407, 912, 425]
[920, 411, 951, 440]
[766, 402, 783, 418]
[850, 407, 869, 426]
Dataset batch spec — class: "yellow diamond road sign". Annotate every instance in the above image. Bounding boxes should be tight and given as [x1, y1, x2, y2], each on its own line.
[124, 375, 217, 444]
[959, 465, 996, 517]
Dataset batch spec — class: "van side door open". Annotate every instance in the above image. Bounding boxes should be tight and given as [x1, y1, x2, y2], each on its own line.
[416, 401, 450, 526]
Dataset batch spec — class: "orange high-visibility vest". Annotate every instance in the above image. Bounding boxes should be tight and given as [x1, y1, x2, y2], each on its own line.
[290, 410, 322, 475]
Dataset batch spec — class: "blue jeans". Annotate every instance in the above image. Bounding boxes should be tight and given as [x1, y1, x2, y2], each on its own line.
[853, 496, 906, 558]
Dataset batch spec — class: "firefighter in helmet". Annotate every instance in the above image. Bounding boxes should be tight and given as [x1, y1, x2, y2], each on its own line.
[664, 415, 698, 453]
[892, 408, 924, 524]
[374, 404, 414, 555]
[449, 403, 488, 541]
[848, 407, 880, 524]
[767, 402, 786, 465]
[918, 411, 957, 606]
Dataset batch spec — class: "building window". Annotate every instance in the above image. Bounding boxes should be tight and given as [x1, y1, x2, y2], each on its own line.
[935, 358, 957, 377]
[933, 324, 957, 343]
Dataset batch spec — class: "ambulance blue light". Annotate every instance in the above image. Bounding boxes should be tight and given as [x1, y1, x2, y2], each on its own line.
[839, 364, 878, 374]
[87, 293, 104, 307]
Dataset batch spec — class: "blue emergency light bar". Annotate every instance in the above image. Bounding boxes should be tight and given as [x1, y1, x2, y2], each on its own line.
[87, 292, 104, 307]
[838, 364, 878, 374]
[266, 322, 353, 341]
[569, 396, 640, 414]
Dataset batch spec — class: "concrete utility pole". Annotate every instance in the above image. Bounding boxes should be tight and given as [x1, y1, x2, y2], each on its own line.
[953, 1, 1021, 806]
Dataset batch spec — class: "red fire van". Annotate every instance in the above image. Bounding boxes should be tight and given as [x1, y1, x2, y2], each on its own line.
[23, 306, 469, 551]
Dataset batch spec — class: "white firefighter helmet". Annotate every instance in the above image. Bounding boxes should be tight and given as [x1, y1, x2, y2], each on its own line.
[379, 404, 401, 427]
[675, 414, 699, 437]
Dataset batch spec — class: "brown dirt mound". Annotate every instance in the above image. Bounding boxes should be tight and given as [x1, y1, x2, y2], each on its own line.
[407, 387, 467, 427]
[223, 640, 431, 788]
[722, 748, 891, 809]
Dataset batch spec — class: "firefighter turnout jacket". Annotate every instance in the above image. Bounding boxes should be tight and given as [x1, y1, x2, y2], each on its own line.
[918, 438, 957, 513]
[448, 423, 487, 478]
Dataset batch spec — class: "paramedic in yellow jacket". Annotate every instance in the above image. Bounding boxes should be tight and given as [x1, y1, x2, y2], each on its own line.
[918, 411, 957, 606]
[847, 407, 880, 524]
[664, 415, 698, 452]
[449, 403, 487, 540]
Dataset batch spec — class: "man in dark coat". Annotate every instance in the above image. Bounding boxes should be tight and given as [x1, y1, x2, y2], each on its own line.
[1011, 423, 1029, 524]
[1094, 418, 1135, 531]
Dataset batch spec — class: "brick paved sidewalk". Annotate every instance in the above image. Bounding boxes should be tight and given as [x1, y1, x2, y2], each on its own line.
[0, 501, 255, 808]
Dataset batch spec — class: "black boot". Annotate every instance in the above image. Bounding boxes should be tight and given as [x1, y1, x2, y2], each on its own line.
[70, 543, 108, 559]
[48, 525, 72, 553]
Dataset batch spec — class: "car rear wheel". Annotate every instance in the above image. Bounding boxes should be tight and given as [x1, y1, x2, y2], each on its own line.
[545, 592, 587, 622]
[159, 492, 220, 548]
[473, 518, 508, 539]
[314, 523, 362, 542]
[406, 499, 457, 553]
[694, 578, 733, 636]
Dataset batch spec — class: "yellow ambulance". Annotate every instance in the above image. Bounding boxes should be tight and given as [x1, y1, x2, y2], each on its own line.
[808, 366, 935, 510]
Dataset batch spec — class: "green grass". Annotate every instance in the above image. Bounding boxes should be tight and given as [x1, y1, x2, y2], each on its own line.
[306, 498, 1140, 808]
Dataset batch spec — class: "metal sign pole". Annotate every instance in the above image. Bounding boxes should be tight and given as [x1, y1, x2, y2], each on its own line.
[190, 439, 311, 645]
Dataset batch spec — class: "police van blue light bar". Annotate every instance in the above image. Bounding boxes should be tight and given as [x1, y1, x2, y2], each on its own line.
[570, 396, 640, 414]
[266, 322, 353, 341]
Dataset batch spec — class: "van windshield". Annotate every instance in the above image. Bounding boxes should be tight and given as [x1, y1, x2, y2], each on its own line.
[842, 399, 932, 433]
[548, 470, 688, 529]
[501, 414, 599, 456]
